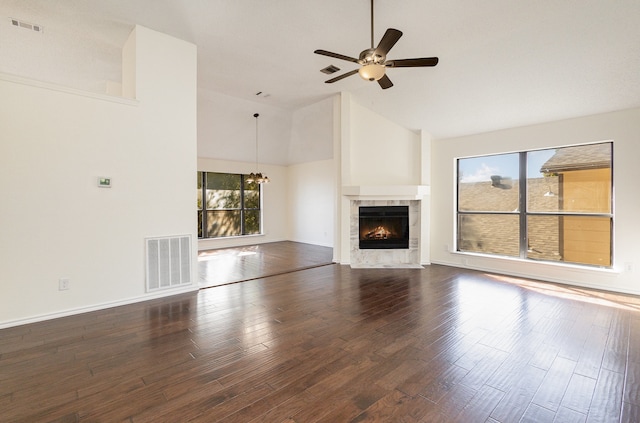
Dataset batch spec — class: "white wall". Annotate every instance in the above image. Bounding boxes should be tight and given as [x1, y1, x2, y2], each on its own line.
[196, 158, 335, 251]
[289, 98, 334, 164]
[197, 89, 292, 166]
[0, 26, 198, 327]
[286, 98, 335, 247]
[336, 93, 428, 264]
[196, 96, 336, 251]
[430, 108, 640, 295]
[287, 159, 335, 247]
[349, 101, 421, 186]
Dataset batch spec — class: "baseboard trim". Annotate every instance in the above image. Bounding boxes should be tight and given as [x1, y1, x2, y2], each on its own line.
[0, 284, 199, 329]
[430, 258, 640, 297]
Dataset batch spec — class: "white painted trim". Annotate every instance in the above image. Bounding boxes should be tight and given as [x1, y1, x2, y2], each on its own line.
[0, 285, 199, 330]
[0, 72, 139, 106]
[429, 258, 640, 296]
[342, 185, 430, 198]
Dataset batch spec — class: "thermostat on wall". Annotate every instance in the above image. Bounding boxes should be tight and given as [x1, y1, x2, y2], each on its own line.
[98, 177, 112, 188]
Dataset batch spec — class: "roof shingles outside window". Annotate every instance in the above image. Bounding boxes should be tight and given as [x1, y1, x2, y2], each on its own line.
[458, 142, 612, 266]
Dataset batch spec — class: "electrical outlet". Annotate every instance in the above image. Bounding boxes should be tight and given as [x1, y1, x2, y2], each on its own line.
[58, 278, 70, 291]
[624, 262, 634, 273]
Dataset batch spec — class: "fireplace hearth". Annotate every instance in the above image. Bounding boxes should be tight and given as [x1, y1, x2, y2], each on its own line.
[359, 206, 409, 249]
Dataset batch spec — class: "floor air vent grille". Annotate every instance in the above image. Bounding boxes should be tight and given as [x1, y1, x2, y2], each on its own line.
[146, 235, 192, 292]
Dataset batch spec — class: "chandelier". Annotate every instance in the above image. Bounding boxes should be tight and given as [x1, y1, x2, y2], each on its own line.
[246, 113, 269, 184]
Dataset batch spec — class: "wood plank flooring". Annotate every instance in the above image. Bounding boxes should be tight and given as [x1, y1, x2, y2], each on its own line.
[198, 241, 334, 287]
[3, 247, 640, 422]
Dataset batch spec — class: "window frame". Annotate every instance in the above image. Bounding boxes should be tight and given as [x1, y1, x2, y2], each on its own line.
[456, 142, 613, 268]
[197, 171, 262, 239]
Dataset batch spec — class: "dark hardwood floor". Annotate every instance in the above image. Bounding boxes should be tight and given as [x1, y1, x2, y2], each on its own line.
[2, 245, 640, 422]
[198, 241, 334, 287]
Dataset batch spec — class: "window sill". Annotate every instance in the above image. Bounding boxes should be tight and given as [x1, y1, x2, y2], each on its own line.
[198, 233, 265, 242]
[452, 250, 620, 275]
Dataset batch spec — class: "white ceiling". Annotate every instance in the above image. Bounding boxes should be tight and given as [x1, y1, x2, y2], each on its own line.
[2, 0, 640, 165]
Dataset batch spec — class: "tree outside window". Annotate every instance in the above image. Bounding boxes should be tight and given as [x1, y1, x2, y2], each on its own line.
[197, 172, 261, 239]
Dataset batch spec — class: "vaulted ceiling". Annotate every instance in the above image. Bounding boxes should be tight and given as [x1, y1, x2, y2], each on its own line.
[2, 0, 639, 165]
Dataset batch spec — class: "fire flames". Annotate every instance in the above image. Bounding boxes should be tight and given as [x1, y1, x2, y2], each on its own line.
[363, 226, 392, 240]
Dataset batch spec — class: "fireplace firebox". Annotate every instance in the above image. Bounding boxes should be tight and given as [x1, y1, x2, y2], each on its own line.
[359, 206, 409, 249]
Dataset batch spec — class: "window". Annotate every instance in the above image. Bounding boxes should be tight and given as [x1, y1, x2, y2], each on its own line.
[457, 142, 612, 267]
[197, 171, 261, 239]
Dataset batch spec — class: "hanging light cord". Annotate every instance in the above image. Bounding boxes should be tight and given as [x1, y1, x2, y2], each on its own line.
[249, 113, 268, 184]
[254, 113, 259, 173]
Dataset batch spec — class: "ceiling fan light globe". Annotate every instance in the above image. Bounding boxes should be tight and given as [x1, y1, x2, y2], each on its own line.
[359, 64, 385, 81]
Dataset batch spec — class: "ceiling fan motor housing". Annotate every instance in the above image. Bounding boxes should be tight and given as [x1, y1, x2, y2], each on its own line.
[358, 48, 385, 65]
[358, 48, 387, 81]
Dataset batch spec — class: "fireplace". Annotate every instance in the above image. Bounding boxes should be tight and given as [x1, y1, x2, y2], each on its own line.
[359, 206, 409, 249]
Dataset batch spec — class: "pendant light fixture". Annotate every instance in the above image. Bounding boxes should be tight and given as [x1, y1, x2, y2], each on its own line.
[246, 113, 269, 184]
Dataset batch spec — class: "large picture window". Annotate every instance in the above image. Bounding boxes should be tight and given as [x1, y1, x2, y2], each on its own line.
[197, 172, 261, 239]
[457, 142, 612, 267]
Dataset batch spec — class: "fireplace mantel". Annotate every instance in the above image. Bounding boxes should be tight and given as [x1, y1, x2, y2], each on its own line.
[342, 185, 430, 198]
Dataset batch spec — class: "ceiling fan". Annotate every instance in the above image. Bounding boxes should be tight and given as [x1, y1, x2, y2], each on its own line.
[314, 0, 438, 89]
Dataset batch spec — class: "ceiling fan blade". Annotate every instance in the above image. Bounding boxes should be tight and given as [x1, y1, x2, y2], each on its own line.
[386, 57, 439, 68]
[377, 74, 393, 89]
[314, 49, 359, 63]
[375, 28, 403, 56]
[325, 69, 359, 83]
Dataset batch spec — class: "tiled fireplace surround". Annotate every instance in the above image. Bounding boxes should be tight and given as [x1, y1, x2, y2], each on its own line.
[349, 199, 422, 268]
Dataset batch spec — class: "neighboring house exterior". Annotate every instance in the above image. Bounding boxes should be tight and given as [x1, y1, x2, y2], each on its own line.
[539, 143, 612, 266]
[458, 143, 611, 267]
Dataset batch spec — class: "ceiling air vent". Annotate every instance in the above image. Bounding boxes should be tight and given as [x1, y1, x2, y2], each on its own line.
[10, 18, 43, 33]
[320, 65, 340, 75]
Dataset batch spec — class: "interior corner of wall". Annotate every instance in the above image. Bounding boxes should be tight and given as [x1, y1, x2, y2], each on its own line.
[121, 26, 137, 99]
[420, 130, 433, 186]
